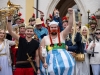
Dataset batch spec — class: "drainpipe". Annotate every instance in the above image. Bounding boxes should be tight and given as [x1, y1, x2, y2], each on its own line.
[36, 0, 39, 18]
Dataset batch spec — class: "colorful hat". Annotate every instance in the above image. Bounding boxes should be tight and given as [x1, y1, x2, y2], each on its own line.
[89, 15, 97, 25]
[13, 12, 22, 24]
[62, 16, 68, 23]
[20, 18, 24, 23]
[46, 14, 53, 22]
[49, 21, 59, 26]
[35, 18, 43, 25]
[29, 13, 35, 22]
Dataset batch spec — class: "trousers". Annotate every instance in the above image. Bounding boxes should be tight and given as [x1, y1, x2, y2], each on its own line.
[13, 68, 35, 75]
[91, 64, 100, 75]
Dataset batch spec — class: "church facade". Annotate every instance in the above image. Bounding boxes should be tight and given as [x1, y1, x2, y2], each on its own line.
[0, 0, 100, 25]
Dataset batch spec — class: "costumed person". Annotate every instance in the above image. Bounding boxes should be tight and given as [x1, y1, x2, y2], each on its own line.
[62, 16, 68, 29]
[29, 13, 36, 27]
[53, 9, 63, 31]
[45, 14, 53, 27]
[89, 15, 97, 42]
[11, 23, 25, 72]
[34, 18, 48, 42]
[88, 17, 97, 75]
[13, 13, 22, 24]
[40, 8, 75, 75]
[87, 29, 100, 75]
[86, 16, 97, 75]
[75, 26, 90, 75]
[6, 13, 22, 41]
[65, 26, 78, 57]
[64, 11, 79, 57]
[45, 18, 51, 28]
[7, 16, 40, 75]
[12, 12, 25, 31]
[18, 24, 26, 38]
[28, 15, 39, 41]
[0, 28, 15, 75]
[32, 7, 46, 27]
[40, 12, 47, 27]
[6, 13, 24, 40]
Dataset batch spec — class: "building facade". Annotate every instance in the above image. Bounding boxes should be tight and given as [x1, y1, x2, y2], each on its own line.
[0, 0, 100, 25]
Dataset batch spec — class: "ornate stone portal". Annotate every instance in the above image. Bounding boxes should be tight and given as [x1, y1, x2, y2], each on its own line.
[37, 0, 100, 25]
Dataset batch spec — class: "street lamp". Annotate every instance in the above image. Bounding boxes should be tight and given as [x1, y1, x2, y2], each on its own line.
[87, 10, 90, 24]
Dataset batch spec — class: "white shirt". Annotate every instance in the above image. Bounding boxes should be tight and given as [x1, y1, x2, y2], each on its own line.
[87, 39, 100, 64]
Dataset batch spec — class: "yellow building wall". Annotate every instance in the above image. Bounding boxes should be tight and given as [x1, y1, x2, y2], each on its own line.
[26, 0, 34, 25]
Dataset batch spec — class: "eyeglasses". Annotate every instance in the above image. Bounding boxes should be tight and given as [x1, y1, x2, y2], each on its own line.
[95, 32, 100, 35]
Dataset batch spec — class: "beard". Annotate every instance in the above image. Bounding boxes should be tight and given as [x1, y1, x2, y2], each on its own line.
[50, 29, 58, 35]
[91, 26, 96, 29]
[51, 32, 57, 35]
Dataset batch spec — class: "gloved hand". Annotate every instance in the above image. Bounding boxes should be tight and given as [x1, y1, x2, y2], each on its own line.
[41, 46, 47, 57]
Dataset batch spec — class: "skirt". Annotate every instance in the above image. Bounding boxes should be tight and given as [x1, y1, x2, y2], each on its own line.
[40, 49, 75, 75]
[0, 55, 12, 75]
[75, 53, 90, 75]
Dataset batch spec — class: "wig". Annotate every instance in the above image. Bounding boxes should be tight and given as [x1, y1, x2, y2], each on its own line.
[48, 26, 62, 47]
[80, 26, 90, 43]
[70, 10, 77, 45]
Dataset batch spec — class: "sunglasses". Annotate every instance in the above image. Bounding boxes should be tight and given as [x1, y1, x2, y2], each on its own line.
[95, 32, 100, 35]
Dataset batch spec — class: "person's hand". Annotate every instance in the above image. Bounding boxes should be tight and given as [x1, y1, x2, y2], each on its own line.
[37, 69, 40, 75]
[13, 65, 16, 70]
[68, 8, 73, 14]
[8, 15, 13, 20]
[78, 22, 81, 26]
[41, 46, 47, 57]
[43, 63, 48, 69]
[70, 52, 76, 57]
[76, 26, 80, 33]
[0, 67, 1, 71]
[90, 43, 95, 49]
[54, 9, 59, 17]
[54, 9, 59, 15]
[66, 45, 68, 50]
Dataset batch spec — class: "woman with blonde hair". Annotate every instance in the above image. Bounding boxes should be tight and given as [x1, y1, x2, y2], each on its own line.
[75, 25, 90, 75]
[0, 29, 15, 75]
[80, 26, 90, 44]
[65, 26, 78, 57]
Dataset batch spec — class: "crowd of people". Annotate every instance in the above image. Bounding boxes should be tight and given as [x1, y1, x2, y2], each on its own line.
[0, 7, 100, 75]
